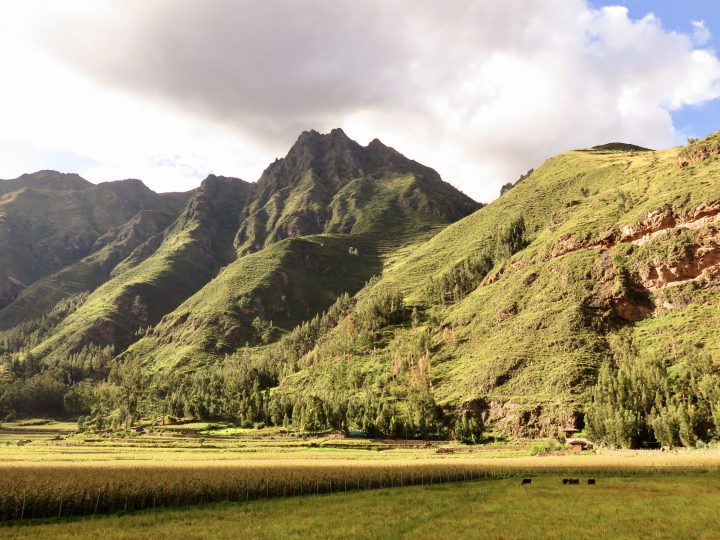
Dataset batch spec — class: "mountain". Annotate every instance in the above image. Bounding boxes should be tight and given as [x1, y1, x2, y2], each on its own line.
[6, 129, 718, 447]
[0, 130, 479, 372]
[27, 175, 253, 363]
[234, 128, 477, 255]
[0, 171, 190, 309]
[266, 132, 720, 439]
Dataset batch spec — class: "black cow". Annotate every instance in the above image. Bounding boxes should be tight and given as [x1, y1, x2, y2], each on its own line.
[588, 479, 596, 485]
[521, 478, 532, 485]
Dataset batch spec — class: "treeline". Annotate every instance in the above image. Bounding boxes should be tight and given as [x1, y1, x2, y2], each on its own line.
[0, 268, 493, 442]
[0, 344, 114, 419]
[74, 283, 482, 441]
[586, 342, 720, 448]
[0, 293, 88, 355]
[499, 168, 534, 196]
[87, 354, 270, 431]
[82, 356, 455, 440]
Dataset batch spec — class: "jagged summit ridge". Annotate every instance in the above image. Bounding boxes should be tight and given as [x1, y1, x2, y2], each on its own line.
[233, 128, 479, 254]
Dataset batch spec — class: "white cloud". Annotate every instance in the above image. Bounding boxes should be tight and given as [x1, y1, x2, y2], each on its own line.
[692, 20, 712, 45]
[0, 1, 719, 201]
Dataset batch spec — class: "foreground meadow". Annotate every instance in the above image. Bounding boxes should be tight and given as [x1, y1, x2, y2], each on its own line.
[3, 419, 720, 536]
[2, 474, 719, 539]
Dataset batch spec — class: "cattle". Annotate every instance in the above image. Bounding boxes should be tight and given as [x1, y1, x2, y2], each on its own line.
[588, 479, 596, 485]
[570, 479, 580, 485]
[521, 478, 532, 485]
[562, 479, 569, 485]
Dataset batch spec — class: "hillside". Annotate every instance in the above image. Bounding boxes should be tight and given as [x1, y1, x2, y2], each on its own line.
[0, 172, 189, 308]
[0, 209, 176, 330]
[4, 130, 718, 448]
[269, 132, 720, 438]
[234, 128, 477, 255]
[0, 130, 478, 379]
[122, 131, 479, 371]
[30, 175, 253, 363]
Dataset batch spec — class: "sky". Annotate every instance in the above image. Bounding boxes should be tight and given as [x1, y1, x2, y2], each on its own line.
[0, 1, 719, 202]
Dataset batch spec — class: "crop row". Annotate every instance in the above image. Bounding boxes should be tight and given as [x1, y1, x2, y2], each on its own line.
[1, 462, 719, 521]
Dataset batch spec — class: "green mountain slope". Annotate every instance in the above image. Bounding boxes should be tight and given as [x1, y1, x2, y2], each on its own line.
[0, 172, 188, 308]
[0, 209, 176, 330]
[234, 128, 477, 254]
[121, 131, 479, 371]
[270, 132, 720, 436]
[9, 128, 718, 446]
[125, 234, 381, 370]
[0, 131, 477, 373]
[30, 175, 252, 361]
[0, 170, 92, 195]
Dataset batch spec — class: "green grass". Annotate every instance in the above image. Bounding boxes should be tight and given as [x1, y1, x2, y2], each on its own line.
[2, 474, 719, 539]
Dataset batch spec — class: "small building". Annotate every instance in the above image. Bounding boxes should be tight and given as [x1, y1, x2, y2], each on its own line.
[567, 438, 593, 453]
[129, 426, 145, 434]
[561, 427, 580, 440]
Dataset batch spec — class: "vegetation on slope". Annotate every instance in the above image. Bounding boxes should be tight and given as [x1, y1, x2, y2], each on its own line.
[233, 128, 478, 255]
[0, 209, 176, 330]
[4, 128, 720, 449]
[0, 172, 188, 308]
[28, 175, 252, 362]
[258, 131, 720, 440]
[0, 130, 478, 428]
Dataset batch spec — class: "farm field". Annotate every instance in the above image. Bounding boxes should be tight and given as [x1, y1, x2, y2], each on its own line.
[3, 420, 720, 537]
[2, 474, 719, 539]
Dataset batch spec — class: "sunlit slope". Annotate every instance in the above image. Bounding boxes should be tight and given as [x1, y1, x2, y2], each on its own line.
[277, 133, 720, 432]
[234, 128, 478, 255]
[0, 210, 176, 330]
[127, 171, 473, 371]
[31, 176, 252, 362]
[125, 234, 381, 370]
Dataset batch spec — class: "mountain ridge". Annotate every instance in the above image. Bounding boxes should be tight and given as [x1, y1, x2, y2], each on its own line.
[4, 129, 718, 449]
[0, 130, 478, 371]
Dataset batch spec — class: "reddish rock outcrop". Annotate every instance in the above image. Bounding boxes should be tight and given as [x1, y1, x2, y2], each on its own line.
[637, 231, 720, 290]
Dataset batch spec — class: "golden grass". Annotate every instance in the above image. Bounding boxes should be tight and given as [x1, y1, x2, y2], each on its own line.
[2, 451, 720, 521]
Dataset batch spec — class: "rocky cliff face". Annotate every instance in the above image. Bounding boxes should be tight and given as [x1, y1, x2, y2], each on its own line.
[677, 135, 720, 168]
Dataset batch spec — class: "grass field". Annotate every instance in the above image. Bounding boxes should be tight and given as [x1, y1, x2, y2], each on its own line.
[3, 421, 720, 537]
[2, 474, 719, 539]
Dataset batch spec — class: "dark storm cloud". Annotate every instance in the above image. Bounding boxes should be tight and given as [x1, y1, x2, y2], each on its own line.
[51, 0, 423, 138]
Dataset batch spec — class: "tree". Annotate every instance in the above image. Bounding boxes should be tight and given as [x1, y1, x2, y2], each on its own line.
[495, 216, 526, 261]
[251, 317, 274, 344]
[454, 416, 483, 444]
[108, 359, 149, 431]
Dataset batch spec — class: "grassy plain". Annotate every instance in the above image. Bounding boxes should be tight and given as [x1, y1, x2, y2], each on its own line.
[3, 474, 720, 539]
[2, 422, 720, 537]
